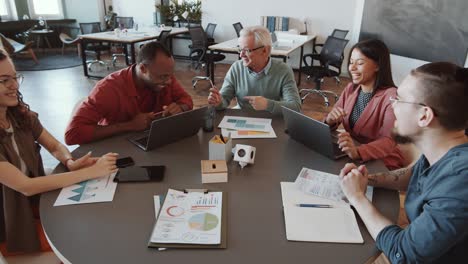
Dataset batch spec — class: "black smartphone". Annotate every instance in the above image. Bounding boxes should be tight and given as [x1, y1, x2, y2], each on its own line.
[116, 157, 135, 168]
[114, 166, 165, 183]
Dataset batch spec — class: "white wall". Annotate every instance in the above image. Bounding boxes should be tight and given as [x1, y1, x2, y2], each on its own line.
[111, 0, 462, 85]
[63, 0, 103, 24]
[112, 0, 155, 26]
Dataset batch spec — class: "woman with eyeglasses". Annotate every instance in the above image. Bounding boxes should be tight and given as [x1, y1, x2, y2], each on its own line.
[0, 49, 118, 256]
[324, 39, 406, 170]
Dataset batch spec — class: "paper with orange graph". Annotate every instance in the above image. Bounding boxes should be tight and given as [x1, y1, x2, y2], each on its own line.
[219, 116, 276, 138]
[150, 189, 222, 245]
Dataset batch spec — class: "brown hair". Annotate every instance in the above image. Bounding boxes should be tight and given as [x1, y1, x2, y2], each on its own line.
[348, 39, 396, 92]
[0, 49, 32, 139]
[411, 62, 468, 131]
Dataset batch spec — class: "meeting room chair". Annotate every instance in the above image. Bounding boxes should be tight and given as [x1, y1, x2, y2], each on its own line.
[205, 23, 217, 45]
[158, 29, 172, 50]
[233, 22, 243, 37]
[313, 29, 349, 54]
[114, 16, 134, 29]
[312, 29, 349, 84]
[299, 36, 349, 106]
[59, 27, 81, 56]
[0, 33, 39, 64]
[79, 22, 111, 71]
[188, 25, 225, 86]
[111, 17, 135, 66]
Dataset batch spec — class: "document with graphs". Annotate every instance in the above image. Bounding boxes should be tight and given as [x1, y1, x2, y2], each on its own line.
[148, 189, 227, 248]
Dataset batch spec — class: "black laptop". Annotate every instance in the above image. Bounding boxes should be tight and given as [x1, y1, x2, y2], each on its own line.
[281, 106, 347, 159]
[128, 106, 208, 151]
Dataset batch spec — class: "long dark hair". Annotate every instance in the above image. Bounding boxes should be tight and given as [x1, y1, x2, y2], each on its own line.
[348, 39, 396, 91]
[0, 49, 32, 139]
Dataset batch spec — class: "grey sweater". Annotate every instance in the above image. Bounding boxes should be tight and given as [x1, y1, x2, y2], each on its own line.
[218, 59, 301, 114]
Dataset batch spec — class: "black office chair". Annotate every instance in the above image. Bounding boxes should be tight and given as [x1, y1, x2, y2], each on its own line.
[205, 23, 217, 45]
[313, 29, 349, 54]
[114, 16, 134, 29]
[299, 36, 349, 106]
[111, 17, 135, 66]
[79, 22, 111, 71]
[188, 25, 225, 86]
[158, 29, 172, 49]
[312, 29, 349, 85]
[233, 22, 243, 37]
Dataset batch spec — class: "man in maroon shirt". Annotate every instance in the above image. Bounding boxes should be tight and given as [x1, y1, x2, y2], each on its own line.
[65, 42, 193, 145]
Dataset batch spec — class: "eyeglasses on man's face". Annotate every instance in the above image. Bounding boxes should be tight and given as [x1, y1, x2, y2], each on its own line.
[237, 45, 264, 55]
[389, 96, 426, 107]
[0, 74, 24, 86]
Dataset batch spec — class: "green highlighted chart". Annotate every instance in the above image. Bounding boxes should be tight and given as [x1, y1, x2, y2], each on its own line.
[188, 213, 219, 231]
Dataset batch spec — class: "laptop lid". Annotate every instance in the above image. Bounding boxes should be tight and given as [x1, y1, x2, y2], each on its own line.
[281, 106, 346, 159]
[271, 32, 278, 45]
[129, 106, 208, 151]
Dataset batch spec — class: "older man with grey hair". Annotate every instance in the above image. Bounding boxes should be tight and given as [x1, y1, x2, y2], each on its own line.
[208, 26, 301, 114]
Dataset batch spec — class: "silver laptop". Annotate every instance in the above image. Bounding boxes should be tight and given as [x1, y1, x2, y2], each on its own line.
[128, 106, 208, 151]
[281, 106, 347, 159]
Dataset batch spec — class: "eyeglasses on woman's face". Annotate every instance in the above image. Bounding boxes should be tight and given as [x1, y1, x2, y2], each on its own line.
[0, 74, 24, 87]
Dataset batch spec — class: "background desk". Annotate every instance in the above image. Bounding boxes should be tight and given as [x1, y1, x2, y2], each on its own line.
[209, 35, 316, 85]
[79, 27, 188, 78]
[40, 109, 399, 264]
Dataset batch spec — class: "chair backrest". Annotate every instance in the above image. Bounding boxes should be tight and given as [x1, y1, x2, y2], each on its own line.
[319, 36, 349, 69]
[205, 23, 217, 39]
[158, 29, 172, 49]
[115, 16, 134, 29]
[233, 22, 243, 37]
[189, 25, 208, 51]
[79, 22, 102, 34]
[0, 33, 15, 54]
[331, 29, 349, 39]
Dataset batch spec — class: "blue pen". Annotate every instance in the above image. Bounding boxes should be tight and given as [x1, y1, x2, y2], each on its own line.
[296, 204, 333, 208]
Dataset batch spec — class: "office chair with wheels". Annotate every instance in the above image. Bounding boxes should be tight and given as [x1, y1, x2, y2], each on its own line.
[299, 36, 349, 106]
[312, 29, 349, 84]
[188, 25, 225, 86]
[114, 16, 134, 29]
[233, 22, 243, 37]
[111, 17, 134, 66]
[313, 29, 349, 53]
[79, 22, 111, 71]
[158, 29, 172, 49]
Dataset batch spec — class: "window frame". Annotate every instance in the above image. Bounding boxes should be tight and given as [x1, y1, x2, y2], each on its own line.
[0, 0, 18, 21]
[27, 0, 64, 20]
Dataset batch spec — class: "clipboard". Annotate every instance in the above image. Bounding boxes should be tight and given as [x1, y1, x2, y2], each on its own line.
[147, 189, 227, 249]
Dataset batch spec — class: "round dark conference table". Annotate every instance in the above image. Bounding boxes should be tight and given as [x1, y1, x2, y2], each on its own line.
[40, 109, 399, 264]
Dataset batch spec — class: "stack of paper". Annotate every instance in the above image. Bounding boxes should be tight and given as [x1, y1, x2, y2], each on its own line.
[218, 116, 276, 139]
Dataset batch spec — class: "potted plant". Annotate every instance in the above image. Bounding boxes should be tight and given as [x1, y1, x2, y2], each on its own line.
[187, 0, 202, 25]
[156, 0, 177, 26]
